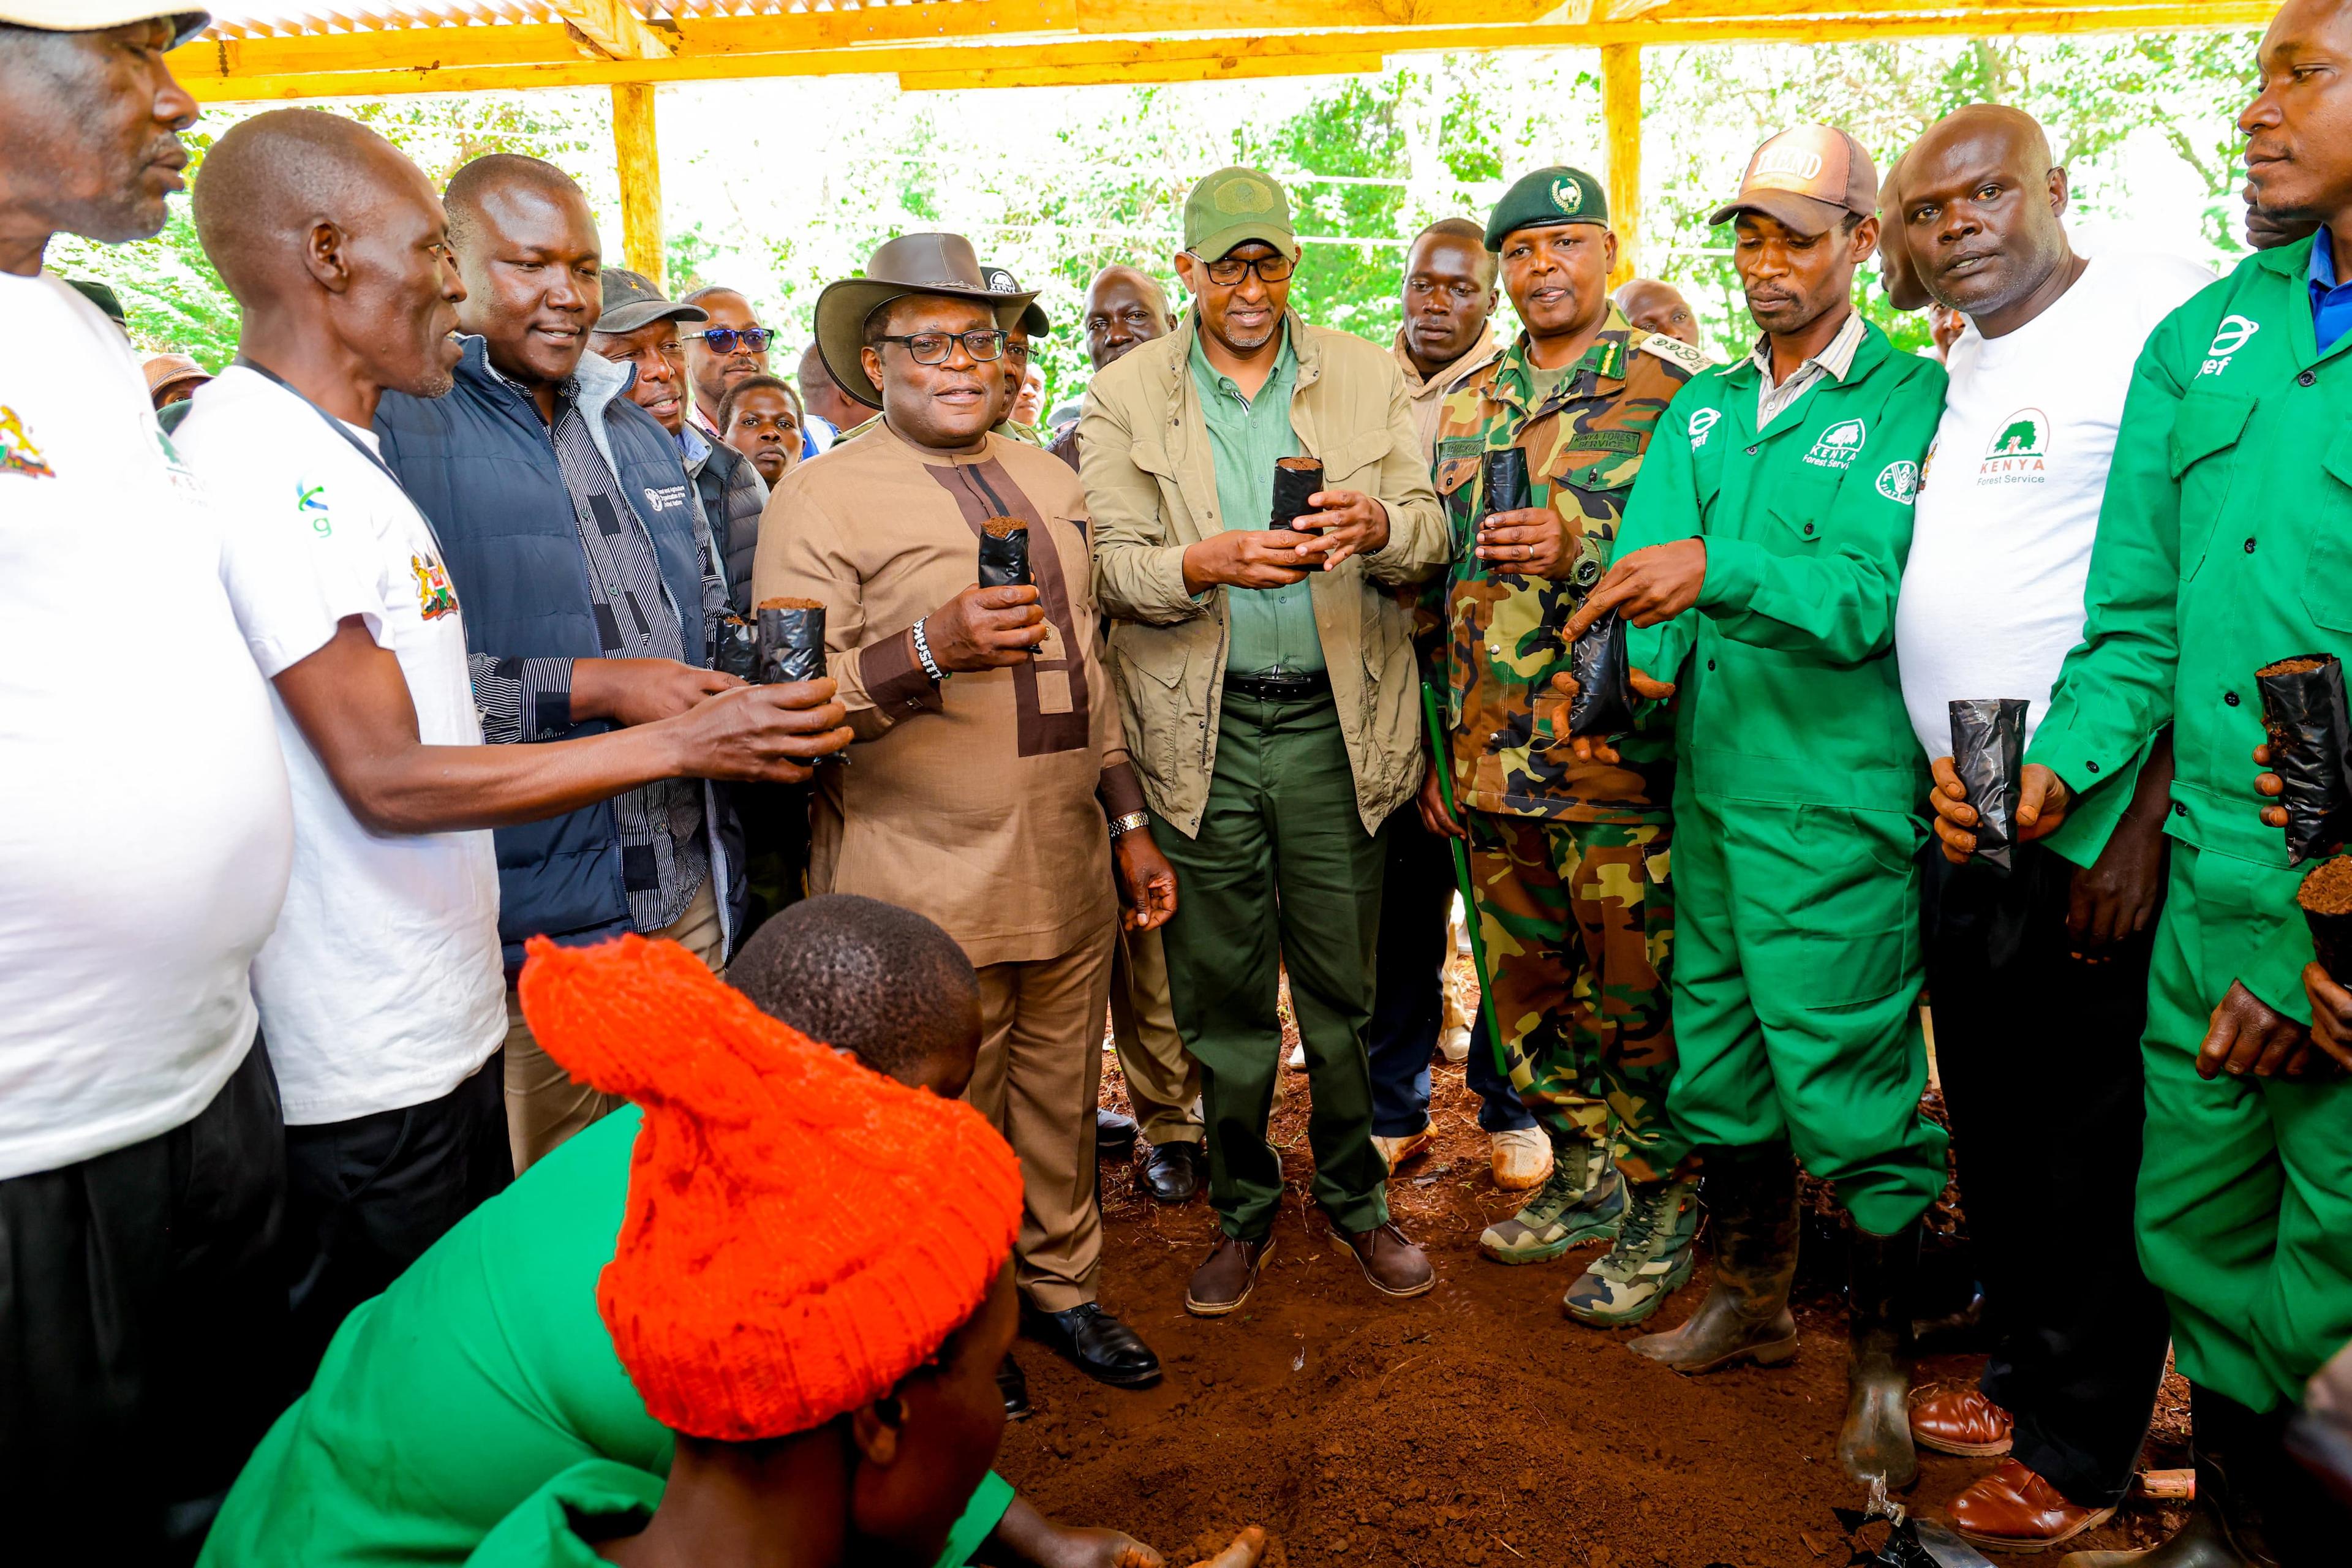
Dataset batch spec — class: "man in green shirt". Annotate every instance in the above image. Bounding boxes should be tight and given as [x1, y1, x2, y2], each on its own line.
[200, 897, 1167, 1568]
[1565, 126, 1949, 1488]
[1932, 5, 2352, 1559]
[1082, 168, 1449, 1320]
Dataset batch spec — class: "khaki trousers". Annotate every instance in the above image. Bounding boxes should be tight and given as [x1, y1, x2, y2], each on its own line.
[503, 878, 725, 1174]
[968, 922, 1117, 1311]
[1108, 923, 1202, 1147]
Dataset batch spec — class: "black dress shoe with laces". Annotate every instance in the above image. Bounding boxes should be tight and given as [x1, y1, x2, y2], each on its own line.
[1023, 1303, 1161, 1389]
[1137, 1139, 1206, 1203]
[996, 1354, 1029, 1420]
[1095, 1107, 1139, 1162]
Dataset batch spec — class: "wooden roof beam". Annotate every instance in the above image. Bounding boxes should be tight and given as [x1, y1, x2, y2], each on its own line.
[553, 0, 672, 61]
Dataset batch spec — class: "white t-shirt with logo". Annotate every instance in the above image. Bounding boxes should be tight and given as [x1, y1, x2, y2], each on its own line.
[181, 367, 504, 1127]
[0, 274, 293, 1181]
[1896, 252, 2215, 761]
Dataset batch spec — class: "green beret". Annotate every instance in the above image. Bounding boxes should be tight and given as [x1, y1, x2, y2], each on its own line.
[1483, 166, 1608, 251]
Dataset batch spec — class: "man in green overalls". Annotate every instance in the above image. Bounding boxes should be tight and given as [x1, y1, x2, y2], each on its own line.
[1564, 124, 1950, 1487]
[1931, 4, 2352, 1558]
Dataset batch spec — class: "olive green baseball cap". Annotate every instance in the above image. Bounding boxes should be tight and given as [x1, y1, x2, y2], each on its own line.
[1482, 166, 1608, 251]
[1183, 167, 1297, 261]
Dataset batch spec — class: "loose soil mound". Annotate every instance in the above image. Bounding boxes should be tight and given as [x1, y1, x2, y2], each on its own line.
[998, 1030, 2188, 1567]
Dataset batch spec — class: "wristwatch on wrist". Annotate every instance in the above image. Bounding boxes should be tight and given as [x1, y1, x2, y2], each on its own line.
[1107, 810, 1150, 839]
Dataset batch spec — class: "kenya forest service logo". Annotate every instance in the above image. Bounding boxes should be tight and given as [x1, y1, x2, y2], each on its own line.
[411, 551, 459, 620]
[2201, 314, 2260, 378]
[1979, 407, 2051, 484]
[1551, 176, 1584, 214]
[1687, 407, 1722, 450]
[1804, 417, 1867, 469]
[1875, 460, 1918, 505]
[0, 405, 55, 478]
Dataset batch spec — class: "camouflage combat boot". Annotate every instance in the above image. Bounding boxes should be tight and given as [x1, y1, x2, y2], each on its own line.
[1561, 1176, 1698, 1326]
[1628, 1151, 1801, 1373]
[1478, 1138, 1621, 1265]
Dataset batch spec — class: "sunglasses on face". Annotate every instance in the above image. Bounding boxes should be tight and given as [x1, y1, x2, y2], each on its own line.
[685, 327, 772, 354]
[1190, 251, 1297, 287]
[875, 329, 1008, 365]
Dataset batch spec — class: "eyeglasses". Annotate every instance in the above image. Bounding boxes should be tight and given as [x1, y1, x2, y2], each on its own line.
[684, 327, 772, 354]
[1188, 251, 1296, 287]
[874, 329, 1006, 365]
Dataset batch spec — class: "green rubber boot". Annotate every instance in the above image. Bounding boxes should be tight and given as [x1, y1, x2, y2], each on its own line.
[1479, 1140, 1621, 1265]
[1561, 1177, 1700, 1326]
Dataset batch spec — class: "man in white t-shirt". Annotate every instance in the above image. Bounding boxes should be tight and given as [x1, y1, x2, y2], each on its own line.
[0, 5, 300, 1558]
[175, 109, 854, 1381]
[1891, 104, 2211, 1555]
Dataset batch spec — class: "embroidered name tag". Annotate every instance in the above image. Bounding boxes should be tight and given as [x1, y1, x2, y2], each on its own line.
[1566, 429, 1642, 453]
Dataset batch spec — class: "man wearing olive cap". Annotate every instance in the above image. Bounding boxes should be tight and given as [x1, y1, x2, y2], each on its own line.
[0, 1, 300, 1555]
[1418, 166, 1711, 1330]
[1563, 124, 1950, 1489]
[1082, 167, 1449, 1319]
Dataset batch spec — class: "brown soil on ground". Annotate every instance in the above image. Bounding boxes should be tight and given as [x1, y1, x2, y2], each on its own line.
[997, 978, 2190, 1568]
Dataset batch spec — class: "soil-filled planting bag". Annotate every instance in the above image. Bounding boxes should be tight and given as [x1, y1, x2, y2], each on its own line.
[1268, 456, 1324, 532]
[1566, 606, 1635, 739]
[2257, 654, 2352, 865]
[714, 613, 758, 683]
[977, 518, 1033, 590]
[1949, 698, 2029, 873]
[1482, 447, 1531, 518]
[755, 597, 826, 686]
[2297, 856, 2352, 985]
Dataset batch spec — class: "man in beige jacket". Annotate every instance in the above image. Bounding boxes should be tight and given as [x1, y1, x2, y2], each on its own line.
[1080, 167, 1449, 1319]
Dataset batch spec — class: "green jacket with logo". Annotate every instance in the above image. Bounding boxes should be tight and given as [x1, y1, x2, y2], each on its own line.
[1613, 319, 1948, 813]
[2028, 237, 2352, 1019]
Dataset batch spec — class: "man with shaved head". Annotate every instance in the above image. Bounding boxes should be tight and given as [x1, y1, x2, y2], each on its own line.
[679, 283, 771, 440]
[180, 110, 849, 1380]
[1889, 100, 2210, 1556]
[376, 153, 774, 1173]
[0, 3, 296, 1555]
[1610, 277, 1703, 349]
[797, 338, 864, 449]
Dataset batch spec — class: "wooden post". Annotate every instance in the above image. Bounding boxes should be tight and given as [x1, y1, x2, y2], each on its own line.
[1601, 42, 1641, 290]
[611, 81, 663, 288]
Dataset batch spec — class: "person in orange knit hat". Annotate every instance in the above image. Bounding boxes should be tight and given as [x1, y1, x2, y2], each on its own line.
[464, 933, 1267, 1568]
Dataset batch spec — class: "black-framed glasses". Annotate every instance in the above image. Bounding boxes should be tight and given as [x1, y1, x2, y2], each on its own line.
[684, 326, 772, 353]
[875, 329, 1006, 364]
[1189, 251, 1296, 287]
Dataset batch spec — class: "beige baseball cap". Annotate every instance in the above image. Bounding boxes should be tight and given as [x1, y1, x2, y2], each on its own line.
[1710, 124, 1879, 237]
[0, 0, 210, 46]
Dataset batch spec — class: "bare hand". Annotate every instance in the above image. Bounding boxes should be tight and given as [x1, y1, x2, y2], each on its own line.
[2067, 806, 2165, 957]
[2199, 980, 2316, 1080]
[1417, 747, 1463, 839]
[1545, 666, 1675, 765]
[1474, 505, 1569, 578]
[1054, 1528, 1164, 1568]
[661, 679, 853, 784]
[573, 657, 744, 728]
[1928, 758, 2070, 865]
[1292, 488, 1390, 570]
[925, 584, 1047, 671]
[2256, 742, 2290, 831]
[2303, 962, 2352, 1075]
[1562, 538, 1707, 639]
[1112, 829, 1179, 932]
[1182, 530, 1313, 593]
[1117, 1529, 1267, 1568]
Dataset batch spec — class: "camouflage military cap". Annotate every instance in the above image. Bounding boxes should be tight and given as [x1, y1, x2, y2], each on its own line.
[1483, 166, 1609, 251]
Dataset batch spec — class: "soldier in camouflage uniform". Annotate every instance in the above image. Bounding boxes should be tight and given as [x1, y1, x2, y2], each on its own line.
[1416, 166, 1711, 1326]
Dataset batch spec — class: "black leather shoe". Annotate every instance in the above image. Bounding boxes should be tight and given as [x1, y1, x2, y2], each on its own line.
[1023, 1303, 1161, 1389]
[1137, 1139, 1205, 1203]
[1095, 1107, 1139, 1162]
[997, 1354, 1029, 1420]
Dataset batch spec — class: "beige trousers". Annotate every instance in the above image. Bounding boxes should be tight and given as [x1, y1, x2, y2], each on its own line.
[1108, 922, 1202, 1147]
[968, 922, 1118, 1312]
[503, 877, 725, 1174]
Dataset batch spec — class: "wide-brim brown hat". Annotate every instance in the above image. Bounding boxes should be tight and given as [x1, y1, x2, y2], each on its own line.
[1, 0, 210, 46]
[814, 233, 1038, 410]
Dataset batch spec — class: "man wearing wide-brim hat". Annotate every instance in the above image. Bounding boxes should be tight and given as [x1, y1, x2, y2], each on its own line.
[1, 1, 302, 1558]
[757, 232, 1179, 1408]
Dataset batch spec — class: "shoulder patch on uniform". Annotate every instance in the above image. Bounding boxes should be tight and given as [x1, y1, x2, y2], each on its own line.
[1635, 333, 1710, 377]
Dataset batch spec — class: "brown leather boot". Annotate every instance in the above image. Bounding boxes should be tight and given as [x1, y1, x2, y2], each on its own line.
[1911, 1384, 2015, 1457]
[1948, 1459, 2115, 1553]
[1629, 1150, 1801, 1374]
[1184, 1233, 1274, 1318]
[1331, 1220, 1434, 1299]
[1839, 1219, 1920, 1487]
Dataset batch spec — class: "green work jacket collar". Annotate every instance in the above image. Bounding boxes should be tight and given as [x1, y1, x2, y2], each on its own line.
[2247, 232, 2352, 372]
[1711, 314, 1894, 447]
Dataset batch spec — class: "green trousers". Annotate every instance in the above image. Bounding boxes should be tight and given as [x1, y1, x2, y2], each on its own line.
[2140, 842, 2352, 1411]
[1153, 690, 1390, 1242]
[1665, 790, 1948, 1236]
[1466, 811, 1689, 1183]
